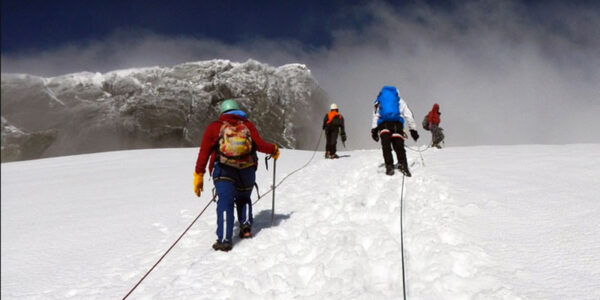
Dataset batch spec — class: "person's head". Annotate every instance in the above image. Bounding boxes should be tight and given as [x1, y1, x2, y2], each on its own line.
[220, 99, 240, 114]
[433, 103, 439, 111]
[330, 103, 338, 111]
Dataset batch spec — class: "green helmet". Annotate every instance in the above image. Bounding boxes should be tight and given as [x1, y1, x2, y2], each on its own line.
[220, 99, 240, 113]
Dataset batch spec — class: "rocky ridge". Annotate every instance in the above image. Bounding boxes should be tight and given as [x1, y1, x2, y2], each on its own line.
[1, 59, 328, 162]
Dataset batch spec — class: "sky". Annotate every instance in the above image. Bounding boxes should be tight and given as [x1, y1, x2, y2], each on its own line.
[2, 0, 600, 147]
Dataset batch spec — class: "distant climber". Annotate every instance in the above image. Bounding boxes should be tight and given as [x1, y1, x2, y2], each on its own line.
[322, 103, 347, 159]
[371, 86, 419, 176]
[193, 99, 280, 252]
[426, 103, 444, 149]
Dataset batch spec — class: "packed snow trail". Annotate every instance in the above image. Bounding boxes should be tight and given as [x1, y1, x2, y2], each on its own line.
[129, 150, 416, 299]
[2, 145, 599, 299]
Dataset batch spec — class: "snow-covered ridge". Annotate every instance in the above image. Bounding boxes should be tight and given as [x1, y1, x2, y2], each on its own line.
[1, 59, 328, 162]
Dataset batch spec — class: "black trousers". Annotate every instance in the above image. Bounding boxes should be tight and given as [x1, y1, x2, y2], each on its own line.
[378, 121, 408, 168]
[325, 128, 339, 155]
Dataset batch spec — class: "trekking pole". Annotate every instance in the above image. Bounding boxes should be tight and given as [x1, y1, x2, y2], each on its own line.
[253, 130, 323, 206]
[271, 157, 277, 225]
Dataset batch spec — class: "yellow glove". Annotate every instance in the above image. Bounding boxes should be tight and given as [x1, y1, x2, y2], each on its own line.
[193, 172, 204, 197]
[272, 145, 280, 160]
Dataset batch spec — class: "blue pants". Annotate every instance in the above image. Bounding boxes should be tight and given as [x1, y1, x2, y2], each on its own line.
[212, 163, 255, 242]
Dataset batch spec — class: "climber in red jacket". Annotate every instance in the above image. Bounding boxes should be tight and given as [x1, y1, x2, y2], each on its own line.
[427, 103, 444, 148]
[193, 99, 279, 251]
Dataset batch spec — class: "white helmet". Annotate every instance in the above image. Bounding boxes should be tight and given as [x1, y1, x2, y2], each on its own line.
[330, 103, 338, 110]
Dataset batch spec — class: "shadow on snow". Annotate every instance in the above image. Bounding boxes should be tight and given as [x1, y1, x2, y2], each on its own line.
[233, 210, 293, 242]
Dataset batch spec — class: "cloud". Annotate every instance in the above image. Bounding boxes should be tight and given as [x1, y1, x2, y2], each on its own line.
[311, 1, 600, 147]
[2, 0, 599, 147]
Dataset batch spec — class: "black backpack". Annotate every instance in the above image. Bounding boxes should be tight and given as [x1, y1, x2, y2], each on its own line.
[329, 115, 343, 127]
[422, 115, 430, 131]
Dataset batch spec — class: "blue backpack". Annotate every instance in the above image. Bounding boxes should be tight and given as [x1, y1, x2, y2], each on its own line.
[376, 86, 403, 125]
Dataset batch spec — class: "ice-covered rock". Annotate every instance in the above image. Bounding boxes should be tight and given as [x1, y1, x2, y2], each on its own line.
[1, 59, 328, 162]
[1, 117, 57, 161]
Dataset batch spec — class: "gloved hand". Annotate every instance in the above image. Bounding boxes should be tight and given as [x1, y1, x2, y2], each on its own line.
[272, 145, 280, 160]
[341, 133, 347, 142]
[193, 172, 204, 197]
[371, 128, 379, 142]
[410, 129, 419, 141]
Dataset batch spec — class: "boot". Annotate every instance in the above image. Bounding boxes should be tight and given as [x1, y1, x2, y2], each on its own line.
[398, 164, 412, 177]
[212, 240, 233, 252]
[385, 164, 395, 176]
[239, 224, 252, 239]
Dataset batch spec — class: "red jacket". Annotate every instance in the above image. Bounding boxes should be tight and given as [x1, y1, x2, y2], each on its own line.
[427, 103, 441, 125]
[195, 113, 278, 175]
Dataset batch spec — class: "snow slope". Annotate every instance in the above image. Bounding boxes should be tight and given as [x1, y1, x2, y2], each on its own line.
[2, 144, 599, 299]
